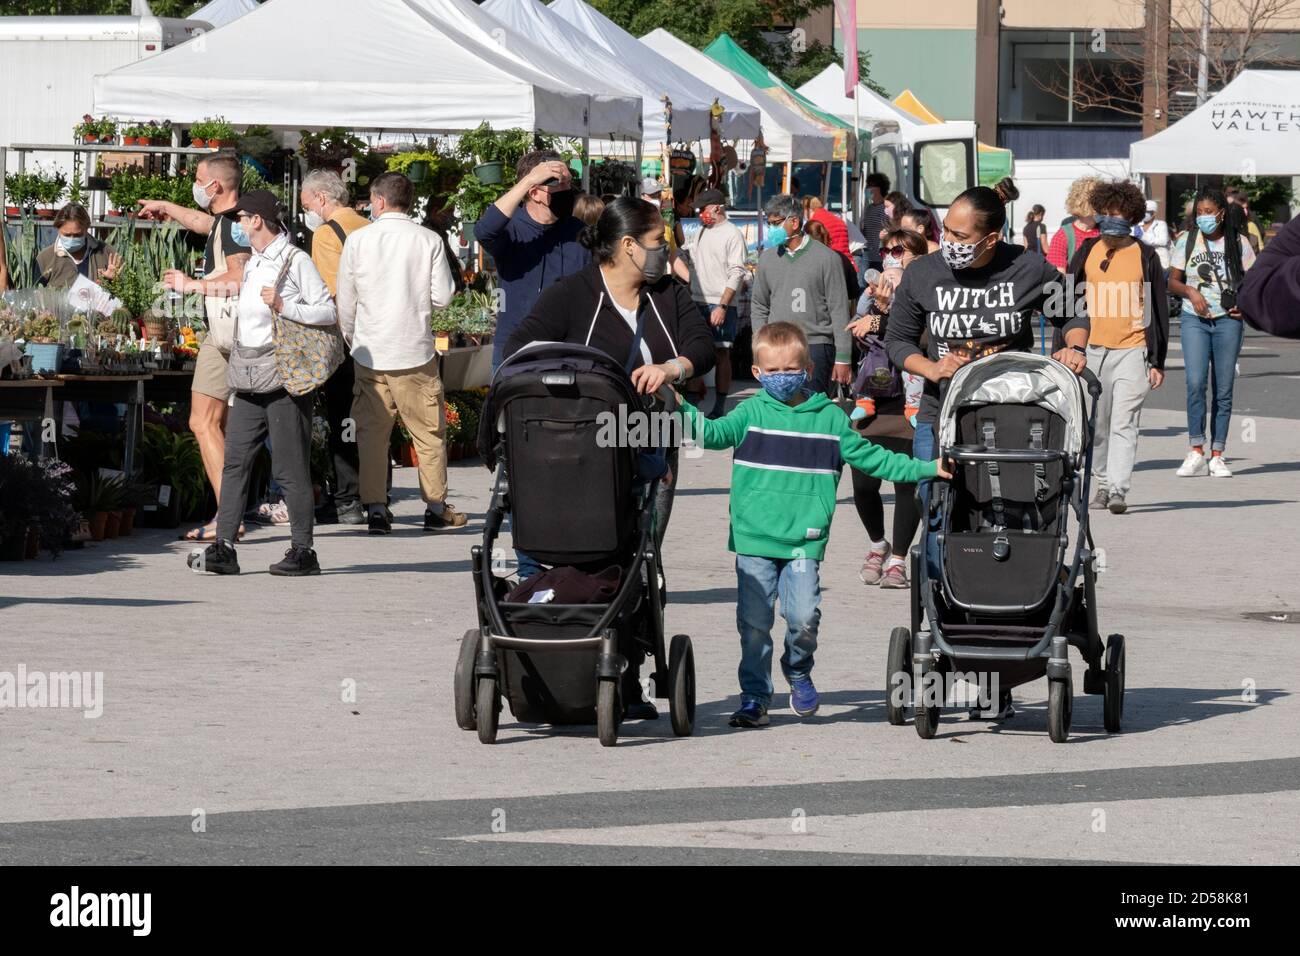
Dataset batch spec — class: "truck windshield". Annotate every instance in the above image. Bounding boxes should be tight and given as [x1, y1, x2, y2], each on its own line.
[916, 140, 969, 207]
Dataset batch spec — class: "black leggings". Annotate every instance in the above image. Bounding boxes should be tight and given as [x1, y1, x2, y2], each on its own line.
[851, 434, 920, 557]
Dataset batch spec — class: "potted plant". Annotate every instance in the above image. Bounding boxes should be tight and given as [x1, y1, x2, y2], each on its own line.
[455, 123, 533, 185]
[76, 472, 125, 541]
[3, 170, 42, 216]
[34, 167, 67, 216]
[20, 312, 64, 374]
[137, 424, 205, 528]
[75, 114, 100, 144]
[189, 116, 236, 149]
[35, 459, 81, 556]
[74, 114, 117, 144]
[296, 127, 367, 172]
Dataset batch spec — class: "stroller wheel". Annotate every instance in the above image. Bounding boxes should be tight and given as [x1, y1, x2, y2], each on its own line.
[597, 679, 621, 747]
[886, 627, 911, 726]
[915, 655, 947, 739]
[668, 634, 695, 737]
[454, 629, 479, 731]
[1048, 676, 1073, 743]
[1103, 634, 1126, 733]
[476, 677, 500, 744]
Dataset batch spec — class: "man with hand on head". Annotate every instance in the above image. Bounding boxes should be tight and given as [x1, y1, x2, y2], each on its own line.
[474, 150, 590, 368]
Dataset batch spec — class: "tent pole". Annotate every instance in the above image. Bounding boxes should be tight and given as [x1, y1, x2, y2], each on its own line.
[853, 83, 862, 221]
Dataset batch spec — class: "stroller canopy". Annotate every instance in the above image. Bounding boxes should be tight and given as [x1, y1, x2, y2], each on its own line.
[938, 352, 1087, 455]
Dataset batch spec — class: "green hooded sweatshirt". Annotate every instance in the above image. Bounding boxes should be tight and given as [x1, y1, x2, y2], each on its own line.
[682, 390, 939, 560]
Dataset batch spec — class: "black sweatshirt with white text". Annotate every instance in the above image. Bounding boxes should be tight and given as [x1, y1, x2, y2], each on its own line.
[884, 244, 1089, 423]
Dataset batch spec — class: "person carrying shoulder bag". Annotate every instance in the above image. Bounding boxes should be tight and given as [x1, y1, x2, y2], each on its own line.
[188, 191, 339, 577]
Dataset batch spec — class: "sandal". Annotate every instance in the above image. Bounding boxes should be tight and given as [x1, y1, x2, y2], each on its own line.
[180, 522, 246, 541]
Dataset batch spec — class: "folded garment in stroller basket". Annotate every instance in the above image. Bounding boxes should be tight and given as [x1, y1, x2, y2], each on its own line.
[506, 565, 622, 605]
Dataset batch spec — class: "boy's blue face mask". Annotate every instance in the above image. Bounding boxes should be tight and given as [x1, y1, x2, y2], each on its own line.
[1096, 214, 1133, 237]
[759, 370, 808, 402]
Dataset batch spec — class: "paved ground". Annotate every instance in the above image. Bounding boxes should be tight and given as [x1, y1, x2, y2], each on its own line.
[1, 327, 1298, 865]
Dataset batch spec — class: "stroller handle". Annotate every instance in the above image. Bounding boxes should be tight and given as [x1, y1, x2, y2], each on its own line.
[1076, 364, 1103, 399]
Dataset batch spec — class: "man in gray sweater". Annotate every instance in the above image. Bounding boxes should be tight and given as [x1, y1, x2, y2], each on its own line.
[751, 194, 852, 395]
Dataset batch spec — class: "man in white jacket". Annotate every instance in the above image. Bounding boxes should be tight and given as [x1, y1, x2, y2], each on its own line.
[336, 172, 465, 534]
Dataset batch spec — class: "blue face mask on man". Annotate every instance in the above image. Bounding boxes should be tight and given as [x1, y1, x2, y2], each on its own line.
[1196, 213, 1221, 235]
[1096, 214, 1133, 237]
[764, 219, 790, 249]
[759, 370, 809, 402]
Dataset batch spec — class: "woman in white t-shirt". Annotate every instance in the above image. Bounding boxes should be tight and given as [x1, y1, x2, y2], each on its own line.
[1168, 188, 1256, 478]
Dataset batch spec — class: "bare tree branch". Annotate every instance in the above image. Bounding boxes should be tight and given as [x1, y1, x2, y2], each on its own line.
[1028, 0, 1300, 120]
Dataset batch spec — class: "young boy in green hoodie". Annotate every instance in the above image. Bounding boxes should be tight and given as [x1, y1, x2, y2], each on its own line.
[680, 322, 949, 727]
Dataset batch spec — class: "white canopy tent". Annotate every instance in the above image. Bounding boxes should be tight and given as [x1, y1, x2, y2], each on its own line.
[483, 0, 709, 147]
[1130, 69, 1300, 175]
[796, 64, 919, 131]
[410, 0, 640, 140]
[92, 0, 634, 138]
[190, 0, 260, 29]
[547, 0, 762, 143]
[640, 28, 835, 162]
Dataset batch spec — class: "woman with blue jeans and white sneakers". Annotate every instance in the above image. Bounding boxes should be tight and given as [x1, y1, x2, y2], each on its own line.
[1167, 188, 1255, 478]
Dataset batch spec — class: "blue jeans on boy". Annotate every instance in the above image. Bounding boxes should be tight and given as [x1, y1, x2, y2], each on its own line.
[736, 553, 822, 706]
[912, 421, 941, 580]
[1181, 315, 1244, 452]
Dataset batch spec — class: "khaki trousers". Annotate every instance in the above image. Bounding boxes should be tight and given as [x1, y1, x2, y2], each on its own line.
[352, 356, 447, 506]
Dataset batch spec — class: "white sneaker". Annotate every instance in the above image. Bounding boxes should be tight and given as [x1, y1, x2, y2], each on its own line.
[1176, 450, 1209, 477]
[1208, 456, 1233, 478]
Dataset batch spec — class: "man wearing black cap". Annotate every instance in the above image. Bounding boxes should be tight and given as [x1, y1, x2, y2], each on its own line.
[188, 190, 337, 577]
[682, 187, 747, 417]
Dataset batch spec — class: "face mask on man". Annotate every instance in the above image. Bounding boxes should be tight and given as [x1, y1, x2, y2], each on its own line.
[193, 178, 216, 210]
[758, 370, 809, 402]
[58, 234, 87, 254]
[1196, 213, 1221, 235]
[1096, 214, 1133, 237]
[632, 239, 669, 282]
[547, 188, 575, 220]
[764, 219, 791, 249]
[230, 220, 252, 248]
[940, 234, 990, 270]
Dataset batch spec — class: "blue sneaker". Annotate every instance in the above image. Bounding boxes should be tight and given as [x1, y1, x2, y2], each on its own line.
[789, 677, 820, 717]
[728, 701, 769, 728]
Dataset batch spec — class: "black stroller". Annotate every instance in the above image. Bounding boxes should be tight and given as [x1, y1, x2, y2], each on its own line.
[453, 342, 695, 746]
[886, 352, 1125, 742]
